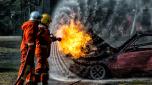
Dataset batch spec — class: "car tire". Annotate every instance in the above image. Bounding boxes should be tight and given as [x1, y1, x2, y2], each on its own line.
[89, 64, 110, 80]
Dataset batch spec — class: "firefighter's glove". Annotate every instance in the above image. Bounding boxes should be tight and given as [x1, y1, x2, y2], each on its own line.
[50, 36, 56, 41]
[50, 34, 56, 41]
[50, 34, 62, 41]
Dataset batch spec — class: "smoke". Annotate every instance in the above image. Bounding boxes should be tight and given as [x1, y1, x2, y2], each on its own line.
[50, 0, 152, 47]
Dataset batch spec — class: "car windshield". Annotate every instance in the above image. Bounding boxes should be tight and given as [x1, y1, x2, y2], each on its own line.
[133, 35, 152, 48]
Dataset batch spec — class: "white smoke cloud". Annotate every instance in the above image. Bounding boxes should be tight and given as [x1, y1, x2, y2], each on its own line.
[50, 0, 152, 47]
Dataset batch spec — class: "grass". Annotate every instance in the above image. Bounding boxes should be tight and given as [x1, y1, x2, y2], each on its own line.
[0, 72, 17, 85]
[0, 38, 20, 85]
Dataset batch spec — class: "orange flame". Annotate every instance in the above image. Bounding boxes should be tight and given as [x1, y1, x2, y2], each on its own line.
[56, 19, 92, 59]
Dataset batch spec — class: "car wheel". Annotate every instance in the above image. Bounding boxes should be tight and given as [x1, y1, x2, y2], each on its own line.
[89, 64, 108, 79]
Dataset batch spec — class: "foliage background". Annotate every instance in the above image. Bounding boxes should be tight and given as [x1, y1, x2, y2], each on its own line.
[0, 0, 59, 36]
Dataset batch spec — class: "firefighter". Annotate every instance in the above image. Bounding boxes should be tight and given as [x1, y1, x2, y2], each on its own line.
[34, 13, 61, 85]
[15, 11, 41, 85]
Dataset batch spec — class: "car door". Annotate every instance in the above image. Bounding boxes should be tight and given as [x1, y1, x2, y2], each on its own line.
[110, 35, 152, 76]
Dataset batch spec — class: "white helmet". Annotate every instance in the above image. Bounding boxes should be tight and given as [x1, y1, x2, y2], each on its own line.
[29, 11, 41, 21]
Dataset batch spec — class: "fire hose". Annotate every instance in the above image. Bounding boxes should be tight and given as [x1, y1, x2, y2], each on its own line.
[14, 47, 33, 85]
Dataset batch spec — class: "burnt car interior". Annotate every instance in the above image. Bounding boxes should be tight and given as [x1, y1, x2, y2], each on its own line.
[71, 31, 117, 65]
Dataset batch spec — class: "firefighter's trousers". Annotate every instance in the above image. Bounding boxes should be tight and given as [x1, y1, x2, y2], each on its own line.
[35, 54, 49, 85]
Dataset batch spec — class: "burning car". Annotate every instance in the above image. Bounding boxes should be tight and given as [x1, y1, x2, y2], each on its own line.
[56, 19, 152, 79]
[69, 32, 152, 79]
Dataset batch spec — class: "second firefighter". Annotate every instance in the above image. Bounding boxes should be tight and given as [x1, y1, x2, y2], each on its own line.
[34, 13, 61, 85]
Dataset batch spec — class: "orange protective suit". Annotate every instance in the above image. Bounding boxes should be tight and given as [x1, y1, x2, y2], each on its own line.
[17, 20, 39, 85]
[34, 24, 51, 85]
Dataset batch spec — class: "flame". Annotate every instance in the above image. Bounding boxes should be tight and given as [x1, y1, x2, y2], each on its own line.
[56, 19, 92, 59]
